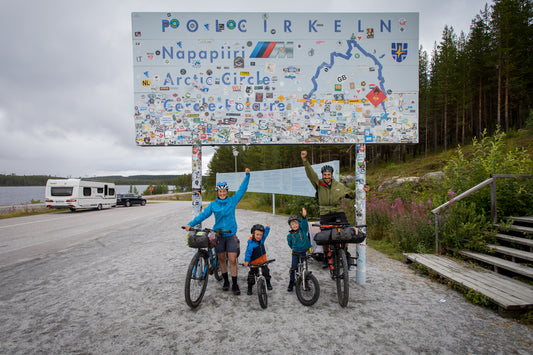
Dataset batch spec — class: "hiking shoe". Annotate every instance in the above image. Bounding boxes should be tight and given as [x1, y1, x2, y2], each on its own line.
[266, 281, 273, 291]
[222, 279, 230, 291]
[232, 283, 241, 295]
[287, 280, 294, 292]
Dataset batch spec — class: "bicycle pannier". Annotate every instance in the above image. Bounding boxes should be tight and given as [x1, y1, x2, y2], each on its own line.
[187, 231, 209, 248]
[331, 227, 366, 244]
[314, 230, 331, 245]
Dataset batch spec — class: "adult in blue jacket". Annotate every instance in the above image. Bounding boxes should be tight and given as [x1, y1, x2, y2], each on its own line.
[186, 168, 250, 295]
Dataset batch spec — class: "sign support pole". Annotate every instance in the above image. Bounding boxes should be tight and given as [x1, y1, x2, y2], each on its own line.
[355, 144, 367, 285]
[191, 144, 202, 226]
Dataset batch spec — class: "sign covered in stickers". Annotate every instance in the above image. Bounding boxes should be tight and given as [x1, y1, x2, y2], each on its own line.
[132, 12, 419, 146]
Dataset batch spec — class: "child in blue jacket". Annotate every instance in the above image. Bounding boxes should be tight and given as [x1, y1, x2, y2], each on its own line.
[244, 223, 272, 295]
[286, 208, 311, 292]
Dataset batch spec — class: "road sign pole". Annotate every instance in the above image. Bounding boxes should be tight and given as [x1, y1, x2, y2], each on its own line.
[191, 144, 202, 227]
[355, 144, 367, 285]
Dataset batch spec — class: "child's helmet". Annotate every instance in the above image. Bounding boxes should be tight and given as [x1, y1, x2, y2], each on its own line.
[288, 215, 299, 226]
[251, 224, 265, 234]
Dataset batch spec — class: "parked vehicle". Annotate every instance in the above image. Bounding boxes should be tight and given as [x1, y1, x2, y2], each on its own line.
[45, 179, 116, 211]
[116, 193, 146, 207]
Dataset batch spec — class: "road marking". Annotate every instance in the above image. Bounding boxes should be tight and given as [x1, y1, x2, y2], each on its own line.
[0, 216, 67, 229]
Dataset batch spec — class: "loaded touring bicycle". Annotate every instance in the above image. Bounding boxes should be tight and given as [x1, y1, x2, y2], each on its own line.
[45, 179, 117, 211]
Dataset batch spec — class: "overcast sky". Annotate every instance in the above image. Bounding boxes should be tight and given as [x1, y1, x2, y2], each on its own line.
[0, 0, 489, 178]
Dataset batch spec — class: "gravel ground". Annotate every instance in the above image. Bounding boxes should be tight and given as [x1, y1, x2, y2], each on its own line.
[0, 202, 532, 354]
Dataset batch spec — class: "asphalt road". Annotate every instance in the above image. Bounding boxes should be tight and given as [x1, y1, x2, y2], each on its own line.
[0, 201, 182, 268]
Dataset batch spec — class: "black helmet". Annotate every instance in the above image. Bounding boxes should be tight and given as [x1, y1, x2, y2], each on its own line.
[287, 215, 300, 226]
[251, 224, 265, 234]
[321, 165, 334, 173]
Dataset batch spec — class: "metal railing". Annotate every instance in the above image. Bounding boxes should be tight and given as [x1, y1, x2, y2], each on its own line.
[431, 174, 533, 253]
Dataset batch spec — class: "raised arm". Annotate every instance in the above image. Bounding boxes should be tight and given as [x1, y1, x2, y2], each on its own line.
[302, 151, 319, 188]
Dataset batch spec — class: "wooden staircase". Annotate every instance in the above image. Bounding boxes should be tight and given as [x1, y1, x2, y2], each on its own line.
[459, 216, 533, 278]
[404, 216, 533, 318]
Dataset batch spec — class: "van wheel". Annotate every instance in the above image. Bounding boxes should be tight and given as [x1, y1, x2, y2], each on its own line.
[125, 201, 131, 207]
[70, 208, 76, 212]
[97, 204, 102, 210]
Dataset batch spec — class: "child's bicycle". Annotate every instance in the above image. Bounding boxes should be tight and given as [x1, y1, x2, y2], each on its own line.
[293, 252, 320, 306]
[182, 226, 230, 309]
[241, 259, 275, 309]
[314, 223, 366, 307]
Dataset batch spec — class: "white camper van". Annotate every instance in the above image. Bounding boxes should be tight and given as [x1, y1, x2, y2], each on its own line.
[45, 179, 117, 211]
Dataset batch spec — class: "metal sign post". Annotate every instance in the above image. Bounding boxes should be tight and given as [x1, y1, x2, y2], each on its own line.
[191, 144, 202, 225]
[355, 144, 367, 285]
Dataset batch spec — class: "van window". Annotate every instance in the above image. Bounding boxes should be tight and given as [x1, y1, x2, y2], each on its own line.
[51, 187, 73, 196]
[97, 187, 104, 194]
[108, 188, 116, 196]
[83, 187, 92, 196]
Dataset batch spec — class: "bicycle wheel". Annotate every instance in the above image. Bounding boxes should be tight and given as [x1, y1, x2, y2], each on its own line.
[184, 251, 209, 309]
[257, 277, 268, 309]
[295, 271, 320, 306]
[335, 248, 349, 307]
[212, 253, 223, 281]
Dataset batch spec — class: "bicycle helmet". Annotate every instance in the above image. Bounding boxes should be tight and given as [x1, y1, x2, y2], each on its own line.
[251, 224, 265, 234]
[215, 181, 229, 191]
[287, 215, 300, 226]
[321, 165, 334, 173]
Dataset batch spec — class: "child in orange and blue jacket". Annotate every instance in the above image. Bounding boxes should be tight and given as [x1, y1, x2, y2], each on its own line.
[286, 208, 311, 292]
[244, 223, 272, 295]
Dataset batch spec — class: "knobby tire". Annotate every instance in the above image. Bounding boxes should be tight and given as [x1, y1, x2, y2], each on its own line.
[335, 248, 349, 307]
[257, 277, 268, 309]
[184, 251, 209, 309]
[212, 253, 223, 281]
[295, 272, 320, 306]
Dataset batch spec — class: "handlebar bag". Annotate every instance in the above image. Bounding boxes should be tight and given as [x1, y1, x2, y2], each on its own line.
[331, 227, 366, 244]
[187, 231, 209, 248]
[314, 230, 332, 245]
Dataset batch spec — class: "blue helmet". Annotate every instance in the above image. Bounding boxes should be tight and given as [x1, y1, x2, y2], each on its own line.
[215, 181, 229, 191]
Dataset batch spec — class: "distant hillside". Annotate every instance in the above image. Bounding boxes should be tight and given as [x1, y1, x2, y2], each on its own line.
[0, 174, 182, 187]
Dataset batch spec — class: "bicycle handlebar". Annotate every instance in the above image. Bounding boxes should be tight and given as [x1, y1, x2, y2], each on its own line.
[240, 259, 276, 267]
[181, 226, 232, 234]
[311, 223, 367, 229]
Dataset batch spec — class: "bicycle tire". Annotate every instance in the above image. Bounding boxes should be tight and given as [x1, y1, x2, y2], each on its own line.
[257, 277, 268, 309]
[212, 253, 223, 281]
[184, 251, 209, 308]
[295, 272, 320, 306]
[335, 248, 349, 307]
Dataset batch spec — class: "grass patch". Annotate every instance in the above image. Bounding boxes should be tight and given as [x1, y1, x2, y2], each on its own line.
[366, 238, 404, 261]
[0, 207, 68, 219]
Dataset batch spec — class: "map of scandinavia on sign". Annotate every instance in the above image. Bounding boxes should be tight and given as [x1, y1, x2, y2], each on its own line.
[131, 12, 419, 146]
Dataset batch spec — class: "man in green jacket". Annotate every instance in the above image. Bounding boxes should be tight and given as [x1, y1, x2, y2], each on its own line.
[301, 150, 355, 266]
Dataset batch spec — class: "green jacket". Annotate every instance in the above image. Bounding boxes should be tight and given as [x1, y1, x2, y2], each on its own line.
[304, 160, 355, 215]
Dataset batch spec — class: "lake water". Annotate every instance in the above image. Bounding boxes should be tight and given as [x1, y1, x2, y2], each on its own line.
[0, 185, 153, 205]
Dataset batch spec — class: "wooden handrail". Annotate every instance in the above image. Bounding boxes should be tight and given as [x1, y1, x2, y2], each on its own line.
[432, 174, 533, 254]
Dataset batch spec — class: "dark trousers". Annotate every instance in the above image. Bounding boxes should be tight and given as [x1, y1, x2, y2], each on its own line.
[290, 251, 307, 281]
[320, 212, 348, 225]
[247, 266, 271, 286]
